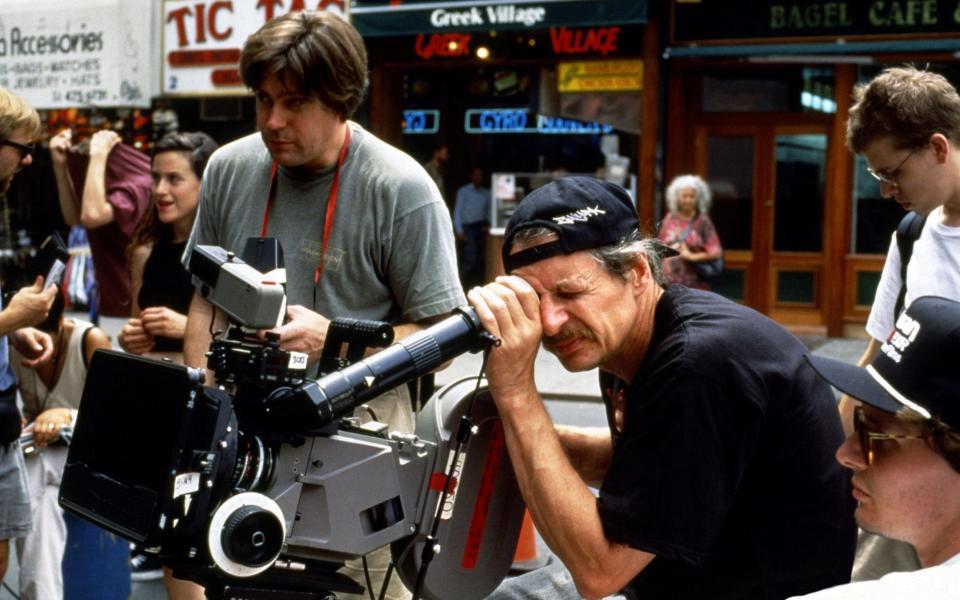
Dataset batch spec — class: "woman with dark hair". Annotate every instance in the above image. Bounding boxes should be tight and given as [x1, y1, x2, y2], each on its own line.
[118, 132, 218, 363]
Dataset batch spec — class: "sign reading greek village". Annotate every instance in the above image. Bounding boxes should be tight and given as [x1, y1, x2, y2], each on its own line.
[0, 0, 155, 109]
[162, 0, 346, 95]
[673, 0, 960, 42]
[352, 0, 645, 37]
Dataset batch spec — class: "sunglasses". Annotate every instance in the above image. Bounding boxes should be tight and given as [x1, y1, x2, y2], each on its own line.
[853, 406, 927, 465]
[0, 139, 36, 160]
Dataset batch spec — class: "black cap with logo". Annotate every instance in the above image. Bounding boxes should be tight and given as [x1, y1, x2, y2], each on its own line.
[501, 176, 640, 273]
[805, 296, 960, 431]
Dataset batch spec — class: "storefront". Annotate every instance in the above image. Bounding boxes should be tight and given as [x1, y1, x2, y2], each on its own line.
[352, 0, 653, 275]
[664, 0, 960, 336]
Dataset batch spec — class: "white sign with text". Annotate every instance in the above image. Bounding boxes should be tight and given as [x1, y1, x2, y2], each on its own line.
[0, 0, 156, 109]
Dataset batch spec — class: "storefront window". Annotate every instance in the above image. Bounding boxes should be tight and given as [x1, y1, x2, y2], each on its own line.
[702, 67, 834, 113]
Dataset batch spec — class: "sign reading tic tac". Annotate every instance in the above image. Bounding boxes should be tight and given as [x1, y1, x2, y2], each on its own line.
[162, 0, 347, 95]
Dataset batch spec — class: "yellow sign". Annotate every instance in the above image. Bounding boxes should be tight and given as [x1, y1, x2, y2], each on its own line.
[557, 60, 644, 93]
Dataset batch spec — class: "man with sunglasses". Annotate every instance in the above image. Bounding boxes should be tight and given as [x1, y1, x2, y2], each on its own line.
[796, 296, 960, 598]
[843, 66, 960, 579]
[0, 86, 60, 589]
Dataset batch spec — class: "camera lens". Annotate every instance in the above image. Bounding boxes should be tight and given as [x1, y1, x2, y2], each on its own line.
[232, 433, 275, 492]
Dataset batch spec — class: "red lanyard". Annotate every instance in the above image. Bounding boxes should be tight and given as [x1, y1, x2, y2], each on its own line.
[260, 126, 352, 284]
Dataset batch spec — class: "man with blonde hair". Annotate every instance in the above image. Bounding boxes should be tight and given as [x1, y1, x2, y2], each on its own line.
[0, 86, 59, 587]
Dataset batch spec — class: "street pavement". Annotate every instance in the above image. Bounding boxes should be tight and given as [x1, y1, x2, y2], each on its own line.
[0, 316, 866, 599]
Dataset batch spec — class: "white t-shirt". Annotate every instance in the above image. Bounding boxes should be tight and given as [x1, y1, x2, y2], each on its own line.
[865, 206, 960, 341]
[790, 552, 960, 599]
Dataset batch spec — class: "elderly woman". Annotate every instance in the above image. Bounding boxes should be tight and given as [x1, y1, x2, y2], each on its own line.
[657, 174, 723, 289]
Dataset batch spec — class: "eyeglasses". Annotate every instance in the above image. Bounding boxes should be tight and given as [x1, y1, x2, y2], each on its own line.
[854, 406, 927, 465]
[866, 146, 923, 188]
[0, 139, 35, 160]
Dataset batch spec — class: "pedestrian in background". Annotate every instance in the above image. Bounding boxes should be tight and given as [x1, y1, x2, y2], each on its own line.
[423, 143, 449, 200]
[454, 166, 491, 287]
[118, 131, 218, 365]
[657, 174, 723, 289]
[49, 128, 152, 326]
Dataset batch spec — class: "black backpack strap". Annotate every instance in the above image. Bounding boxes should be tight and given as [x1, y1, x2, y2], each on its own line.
[893, 210, 927, 321]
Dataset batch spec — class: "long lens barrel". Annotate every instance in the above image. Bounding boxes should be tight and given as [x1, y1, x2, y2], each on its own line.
[283, 307, 488, 428]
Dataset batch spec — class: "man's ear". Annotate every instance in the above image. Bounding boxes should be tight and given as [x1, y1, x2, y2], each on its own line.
[629, 257, 651, 292]
[930, 132, 951, 164]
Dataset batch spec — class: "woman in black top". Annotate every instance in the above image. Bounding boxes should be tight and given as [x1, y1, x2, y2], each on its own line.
[118, 132, 218, 362]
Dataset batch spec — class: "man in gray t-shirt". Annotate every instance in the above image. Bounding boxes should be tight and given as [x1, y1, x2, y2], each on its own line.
[182, 14, 463, 599]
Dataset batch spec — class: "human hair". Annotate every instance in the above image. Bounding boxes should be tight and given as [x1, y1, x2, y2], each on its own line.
[847, 66, 960, 153]
[240, 11, 368, 120]
[153, 131, 218, 179]
[510, 227, 667, 286]
[126, 131, 218, 267]
[0, 87, 41, 140]
[897, 408, 960, 474]
[665, 174, 711, 216]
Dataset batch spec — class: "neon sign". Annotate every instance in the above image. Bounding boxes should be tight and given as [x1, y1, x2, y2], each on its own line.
[403, 109, 440, 134]
[464, 108, 614, 135]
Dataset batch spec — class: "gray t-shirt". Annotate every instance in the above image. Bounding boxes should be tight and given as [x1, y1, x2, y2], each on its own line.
[185, 122, 465, 324]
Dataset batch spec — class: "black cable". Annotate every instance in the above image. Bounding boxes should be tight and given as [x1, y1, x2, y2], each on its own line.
[362, 554, 375, 600]
[376, 560, 395, 600]
[410, 346, 495, 600]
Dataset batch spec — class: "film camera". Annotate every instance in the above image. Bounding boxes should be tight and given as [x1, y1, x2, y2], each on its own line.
[59, 245, 525, 599]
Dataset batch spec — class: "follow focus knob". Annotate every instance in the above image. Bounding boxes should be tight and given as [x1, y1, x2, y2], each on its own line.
[221, 504, 284, 567]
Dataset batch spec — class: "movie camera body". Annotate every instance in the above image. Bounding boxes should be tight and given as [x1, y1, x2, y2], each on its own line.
[59, 245, 525, 599]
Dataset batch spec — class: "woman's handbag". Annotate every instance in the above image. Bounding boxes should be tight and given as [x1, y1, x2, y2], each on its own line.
[678, 216, 724, 281]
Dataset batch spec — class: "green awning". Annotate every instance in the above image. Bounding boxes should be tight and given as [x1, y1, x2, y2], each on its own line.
[352, 0, 646, 37]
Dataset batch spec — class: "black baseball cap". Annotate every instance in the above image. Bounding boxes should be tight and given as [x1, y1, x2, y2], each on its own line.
[502, 176, 640, 273]
[805, 296, 960, 431]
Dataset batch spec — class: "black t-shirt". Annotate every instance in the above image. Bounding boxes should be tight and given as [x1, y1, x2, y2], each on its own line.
[138, 234, 193, 352]
[598, 286, 855, 599]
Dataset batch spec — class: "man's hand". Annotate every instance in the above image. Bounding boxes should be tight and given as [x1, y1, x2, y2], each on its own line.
[88, 130, 121, 159]
[466, 275, 542, 403]
[118, 318, 155, 355]
[10, 327, 54, 368]
[5, 277, 57, 332]
[48, 129, 73, 167]
[262, 304, 331, 361]
[140, 306, 188, 340]
[30, 407, 74, 447]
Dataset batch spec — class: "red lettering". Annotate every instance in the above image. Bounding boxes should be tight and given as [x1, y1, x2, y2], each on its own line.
[194, 3, 207, 43]
[256, 0, 283, 22]
[549, 26, 620, 57]
[208, 1, 234, 41]
[167, 7, 192, 48]
[415, 33, 471, 60]
[317, 0, 345, 9]
[290, 0, 306, 10]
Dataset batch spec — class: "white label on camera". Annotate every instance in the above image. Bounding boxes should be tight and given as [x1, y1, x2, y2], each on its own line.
[173, 472, 200, 498]
[439, 451, 467, 520]
[288, 352, 308, 371]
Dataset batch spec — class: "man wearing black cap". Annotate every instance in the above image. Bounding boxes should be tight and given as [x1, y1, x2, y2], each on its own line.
[469, 176, 855, 599]
[793, 296, 960, 599]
